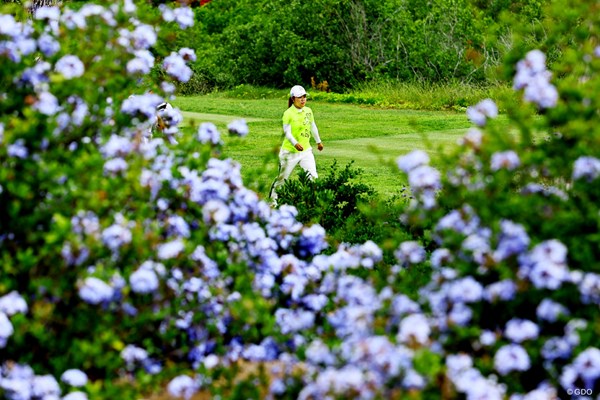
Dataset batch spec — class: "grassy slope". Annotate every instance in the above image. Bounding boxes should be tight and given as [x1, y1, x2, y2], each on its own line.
[172, 95, 482, 198]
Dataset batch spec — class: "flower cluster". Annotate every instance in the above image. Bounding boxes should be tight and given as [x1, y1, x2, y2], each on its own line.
[513, 49, 559, 109]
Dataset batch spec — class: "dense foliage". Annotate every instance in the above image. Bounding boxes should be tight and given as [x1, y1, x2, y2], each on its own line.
[1, 0, 600, 399]
[173, 0, 550, 92]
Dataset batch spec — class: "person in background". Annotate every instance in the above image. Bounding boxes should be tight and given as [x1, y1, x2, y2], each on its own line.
[269, 85, 324, 204]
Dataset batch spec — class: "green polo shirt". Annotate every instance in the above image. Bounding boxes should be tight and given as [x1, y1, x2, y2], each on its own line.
[281, 105, 314, 152]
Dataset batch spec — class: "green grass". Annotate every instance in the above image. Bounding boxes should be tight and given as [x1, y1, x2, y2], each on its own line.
[172, 89, 508, 199]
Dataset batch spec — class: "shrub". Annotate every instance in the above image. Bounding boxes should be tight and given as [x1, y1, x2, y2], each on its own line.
[1, 0, 600, 399]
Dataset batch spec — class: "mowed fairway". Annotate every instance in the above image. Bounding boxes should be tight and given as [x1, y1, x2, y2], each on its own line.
[173, 95, 474, 198]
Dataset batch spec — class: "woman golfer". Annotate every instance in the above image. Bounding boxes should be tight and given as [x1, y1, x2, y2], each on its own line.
[269, 85, 324, 204]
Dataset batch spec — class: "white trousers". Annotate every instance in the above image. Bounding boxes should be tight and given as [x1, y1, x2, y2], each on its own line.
[270, 149, 318, 201]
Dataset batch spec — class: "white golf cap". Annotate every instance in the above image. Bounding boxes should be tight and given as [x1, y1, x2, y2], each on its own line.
[290, 85, 307, 98]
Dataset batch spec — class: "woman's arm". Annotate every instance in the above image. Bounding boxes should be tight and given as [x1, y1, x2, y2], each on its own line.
[311, 121, 323, 151]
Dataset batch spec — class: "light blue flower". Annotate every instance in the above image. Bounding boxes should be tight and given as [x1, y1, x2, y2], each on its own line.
[466, 98, 498, 127]
[0, 312, 14, 348]
[60, 369, 88, 387]
[396, 149, 430, 173]
[0, 291, 28, 316]
[167, 375, 198, 400]
[129, 268, 159, 294]
[33, 91, 60, 116]
[78, 277, 114, 305]
[227, 119, 249, 137]
[494, 344, 530, 375]
[55, 55, 85, 79]
[163, 52, 192, 82]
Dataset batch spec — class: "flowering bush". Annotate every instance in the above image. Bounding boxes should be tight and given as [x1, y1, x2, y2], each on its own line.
[1, 0, 600, 399]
